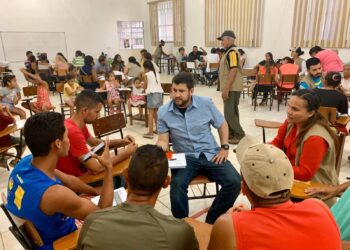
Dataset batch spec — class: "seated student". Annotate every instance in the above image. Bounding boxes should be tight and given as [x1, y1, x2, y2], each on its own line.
[111, 54, 125, 72]
[299, 57, 324, 89]
[6, 112, 115, 250]
[309, 46, 343, 73]
[94, 55, 110, 75]
[270, 89, 339, 206]
[80, 55, 99, 91]
[103, 71, 121, 115]
[290, 47, 306, 75]
[276, 57, 299, 102]
[64, 74, 83, 116]
[0, 74, 26, 119]
[127, 77, 146, 118]
[24, 51, 33, 69]
[306, 181, 350, 241]
[339, 62, 350, 106]
[78, 145, 199, 250]
[56, 90, 137, 178]
[314, 71, 348, 115]
[205, 48, 220, 72]
[72, 50, 85, 68]
[20, 68, 54, 113]
[175, 47, 188, 64]
[208, 136, 342, 250]
[188, 46, 207, 62]
[54, 54, 69, 75]
[253, 52, 278, 105]
[124, 56, 142, 78]
[0, 102, 26, 167]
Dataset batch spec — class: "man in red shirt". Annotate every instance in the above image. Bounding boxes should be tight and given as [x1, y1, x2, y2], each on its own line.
[0, 102, 25, 167]
[56, 90, 137, 178]
[208, 136, 342, 250]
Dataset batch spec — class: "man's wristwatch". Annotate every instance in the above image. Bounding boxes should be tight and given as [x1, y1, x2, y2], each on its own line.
[221, 144, 229, 150]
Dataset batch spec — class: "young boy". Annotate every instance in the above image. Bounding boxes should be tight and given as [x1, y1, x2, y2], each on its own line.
[0, 102, 25, 167]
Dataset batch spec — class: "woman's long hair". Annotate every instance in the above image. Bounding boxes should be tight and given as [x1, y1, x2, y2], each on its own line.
[128, 56, 141, 67]
[143, 60, 158, 84]
[292, 89, 339, 151]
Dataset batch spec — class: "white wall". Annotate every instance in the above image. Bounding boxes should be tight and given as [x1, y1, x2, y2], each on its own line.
[0, 0, 150, 79]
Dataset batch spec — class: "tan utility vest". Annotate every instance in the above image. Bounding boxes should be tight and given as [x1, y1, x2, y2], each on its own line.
[286, 123, 338, 206]
[219, 47, 243, 92]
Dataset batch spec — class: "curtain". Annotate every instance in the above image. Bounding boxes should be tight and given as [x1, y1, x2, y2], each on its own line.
[205, 0, 264, 47]
[291, 0, 350, 48]
[173, 0, 185, 46]
[149, 2, 159, 46]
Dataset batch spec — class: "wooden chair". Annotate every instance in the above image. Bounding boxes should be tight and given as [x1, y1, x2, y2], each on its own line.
[92, 113, 126, 139]
[242, 68, 256, 99]
[55, 69, 68, 85]
[81, 75, 93, 83]
[276, 74, 298, 111]
[188, 175, 219, 200]
[1, 192, 44, 249]
[127, 90, 148, 127]
[22, 86, 37, 116]
[253, 74, 275, 111]
[161, 83, 172, 102]
[55, 82, 71, 117]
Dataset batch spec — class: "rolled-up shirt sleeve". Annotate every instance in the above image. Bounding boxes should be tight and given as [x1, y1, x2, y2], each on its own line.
[157, 109, 169, 134]
[208, 98, 225, 128]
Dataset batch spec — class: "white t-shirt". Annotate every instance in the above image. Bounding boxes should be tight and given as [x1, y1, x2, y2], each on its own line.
[205, 53, 220, 71]
[145, 71, 163, 94]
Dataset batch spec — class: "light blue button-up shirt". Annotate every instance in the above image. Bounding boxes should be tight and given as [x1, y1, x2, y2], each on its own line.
[158, 95, 224, 161]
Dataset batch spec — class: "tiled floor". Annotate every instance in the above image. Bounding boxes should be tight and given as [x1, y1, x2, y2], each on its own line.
[1, 74, 350, 249]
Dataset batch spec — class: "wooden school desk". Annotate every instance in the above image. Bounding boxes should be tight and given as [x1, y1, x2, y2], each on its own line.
[79, 157, 130, 184]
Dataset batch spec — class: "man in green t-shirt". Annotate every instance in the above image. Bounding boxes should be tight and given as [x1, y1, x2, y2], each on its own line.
[78, 144, 199, 250]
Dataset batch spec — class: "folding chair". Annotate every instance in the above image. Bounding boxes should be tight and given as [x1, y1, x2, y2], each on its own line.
[204, 63, 219, 87]
[242, 68, 257, 99]
[253, 74, 275, 111]
[55, 82, 71, 117]
[276, 74, 298, 111]
[21, 86, 37, 116]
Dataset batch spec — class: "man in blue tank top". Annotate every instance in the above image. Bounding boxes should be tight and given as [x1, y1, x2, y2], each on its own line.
[6, 112, 115, 250]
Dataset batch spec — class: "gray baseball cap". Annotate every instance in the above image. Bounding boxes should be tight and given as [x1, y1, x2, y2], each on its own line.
[217, 30, 236, 40]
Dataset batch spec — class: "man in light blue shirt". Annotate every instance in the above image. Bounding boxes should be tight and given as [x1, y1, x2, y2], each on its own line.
[157, 72, 241, 224]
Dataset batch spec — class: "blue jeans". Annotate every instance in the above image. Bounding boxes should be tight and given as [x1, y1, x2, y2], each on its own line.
[170, 154, 241, 224]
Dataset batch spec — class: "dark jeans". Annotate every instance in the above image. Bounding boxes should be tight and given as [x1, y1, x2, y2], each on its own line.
[170, 154, 241, 224]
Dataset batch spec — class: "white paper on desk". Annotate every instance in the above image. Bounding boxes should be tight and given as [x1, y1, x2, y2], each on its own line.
[15, 120, 25, 128]
[113, 71, 126, 80]
[91, 187, 127, 206]
[168, 153, 187, 169]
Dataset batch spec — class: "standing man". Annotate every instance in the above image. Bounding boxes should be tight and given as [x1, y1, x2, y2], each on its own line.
[218, 30, 245, 145]
[152, 40, 168, 66]
[157, 72, 241, 224]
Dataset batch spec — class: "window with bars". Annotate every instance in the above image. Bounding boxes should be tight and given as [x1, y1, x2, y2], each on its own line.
[117, 21, 144, 49]
[157, 1, 173, 42]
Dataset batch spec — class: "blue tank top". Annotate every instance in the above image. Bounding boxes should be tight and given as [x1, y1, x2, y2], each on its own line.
[6, 155, 77, 250]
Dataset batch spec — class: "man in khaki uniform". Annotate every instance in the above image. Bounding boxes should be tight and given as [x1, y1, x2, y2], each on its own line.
[218, 30, 245, 144]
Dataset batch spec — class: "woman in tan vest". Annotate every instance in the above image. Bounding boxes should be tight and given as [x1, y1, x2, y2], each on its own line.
[270, 89, 339, 203]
